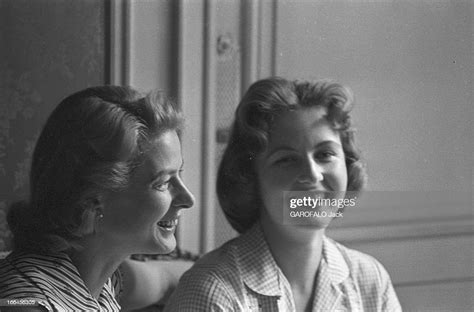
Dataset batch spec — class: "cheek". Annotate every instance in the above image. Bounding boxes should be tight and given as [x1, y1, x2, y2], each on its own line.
[105, 196, 138, 224]
[106, 192, 171, 227]
[141, 192, 171, 219]
[326, 161, 348, 190]
[259, 166, 297, 190]
[258, 174, 287, 212]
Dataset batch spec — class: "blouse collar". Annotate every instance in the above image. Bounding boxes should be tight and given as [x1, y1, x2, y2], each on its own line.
[235, 223, 351, 309]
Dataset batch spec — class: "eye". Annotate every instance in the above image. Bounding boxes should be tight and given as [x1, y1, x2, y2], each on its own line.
[315, 150, 336, 162]
[153, 180, 171, 191]
[275, 155, 298, 166]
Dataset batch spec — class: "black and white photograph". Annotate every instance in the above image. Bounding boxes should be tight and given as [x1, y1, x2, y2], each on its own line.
[0, 0, 472, 311]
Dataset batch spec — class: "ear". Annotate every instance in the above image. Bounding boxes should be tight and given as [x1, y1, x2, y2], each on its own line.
[73, 197, 104, 236]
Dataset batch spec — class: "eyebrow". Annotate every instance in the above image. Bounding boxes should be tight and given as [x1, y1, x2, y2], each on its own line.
[150, 171, 167, 183]
[316, 140, 342, 149]
[264, 146, 294, 160]
[149, 160, 184, 183]
[265, 140, 342, 160]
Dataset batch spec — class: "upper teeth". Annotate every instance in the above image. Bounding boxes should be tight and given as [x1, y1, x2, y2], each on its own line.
[157, 219, 178, 227]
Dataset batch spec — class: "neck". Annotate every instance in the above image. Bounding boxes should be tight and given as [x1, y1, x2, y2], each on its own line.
[260, 215, 325, 310]
[69, 238, 127, 299]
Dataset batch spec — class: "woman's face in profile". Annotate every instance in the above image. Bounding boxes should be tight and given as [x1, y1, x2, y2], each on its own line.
[256, 107, 348, 229]
[101, 130, 194, 254]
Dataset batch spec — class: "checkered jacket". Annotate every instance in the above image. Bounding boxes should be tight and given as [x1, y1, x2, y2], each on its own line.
[165, 224, 402, 311]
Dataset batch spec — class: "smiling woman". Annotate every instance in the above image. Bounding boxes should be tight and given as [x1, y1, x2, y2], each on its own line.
[0, 86, 194, 311]
[166, 77, 401, 312]
[256, 109, 349, 230]
[101, 130, 193, 255]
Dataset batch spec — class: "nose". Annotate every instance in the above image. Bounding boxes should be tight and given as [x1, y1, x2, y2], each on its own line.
[297, 156, 324, 185]
[173, 179, 195, 209]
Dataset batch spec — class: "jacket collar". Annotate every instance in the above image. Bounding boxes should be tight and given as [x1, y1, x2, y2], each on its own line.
[235, 224, 283, 297]
[235, 224, 352, 310]
[322, 235, 350, 284]
[311, 236, 351, 311]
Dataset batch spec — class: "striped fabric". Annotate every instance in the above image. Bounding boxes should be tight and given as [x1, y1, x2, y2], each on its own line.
[165, 224, 402, 312]
[0, 251, 121, 311]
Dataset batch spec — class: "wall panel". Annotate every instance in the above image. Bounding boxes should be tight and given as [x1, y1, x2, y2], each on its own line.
[396, 281, 474, 312]
[0, 0, 106, 251]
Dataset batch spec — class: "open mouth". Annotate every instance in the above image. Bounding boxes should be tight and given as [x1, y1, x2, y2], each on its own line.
[157, 219, 178, 231]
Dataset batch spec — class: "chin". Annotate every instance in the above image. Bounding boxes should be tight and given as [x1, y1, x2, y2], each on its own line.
[150, 223, 178, 254]
[154, 237, 177, 254]
[297, 218, 333, 229]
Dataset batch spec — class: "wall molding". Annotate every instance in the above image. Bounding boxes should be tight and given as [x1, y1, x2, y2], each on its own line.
[329, 191, 472, 229]
[327, 217, 473, 244]
[107, 0, 131, 86]
[172, 0, 207, 254]
[243, 0, 277, 81]
[200, 0, 218, 253]
[241, 0, 259, 93]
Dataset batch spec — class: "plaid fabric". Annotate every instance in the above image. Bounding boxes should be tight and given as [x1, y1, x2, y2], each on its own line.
[165, 224, 401, 311]
[0, 251, 121, 311]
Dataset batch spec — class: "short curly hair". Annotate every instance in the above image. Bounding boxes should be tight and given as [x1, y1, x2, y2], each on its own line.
[217, 77, 367, 233]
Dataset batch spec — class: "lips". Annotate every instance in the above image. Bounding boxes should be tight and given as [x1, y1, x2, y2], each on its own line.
[157, 219, 178, 231]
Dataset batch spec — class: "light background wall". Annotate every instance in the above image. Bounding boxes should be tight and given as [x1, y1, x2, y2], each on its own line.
[275, 0, 472, 193]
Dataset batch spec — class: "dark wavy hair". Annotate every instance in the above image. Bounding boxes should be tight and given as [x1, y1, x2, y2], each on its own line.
[7, 86, 183, 253]
[217, 77, 367, 233]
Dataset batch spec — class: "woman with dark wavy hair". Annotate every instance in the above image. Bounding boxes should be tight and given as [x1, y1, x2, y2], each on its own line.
[167, 77, 401, 311]
[0, 86, 194, 311]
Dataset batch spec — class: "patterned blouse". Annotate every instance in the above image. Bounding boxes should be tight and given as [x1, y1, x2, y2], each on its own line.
[0, 251, 121, 311]
[165, 224, 402, 312]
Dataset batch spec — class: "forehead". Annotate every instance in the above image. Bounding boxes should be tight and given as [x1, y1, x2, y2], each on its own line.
[267, 107, 340, 147]
[147, 130, 181, 157]
[134, 131, 182, 176]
